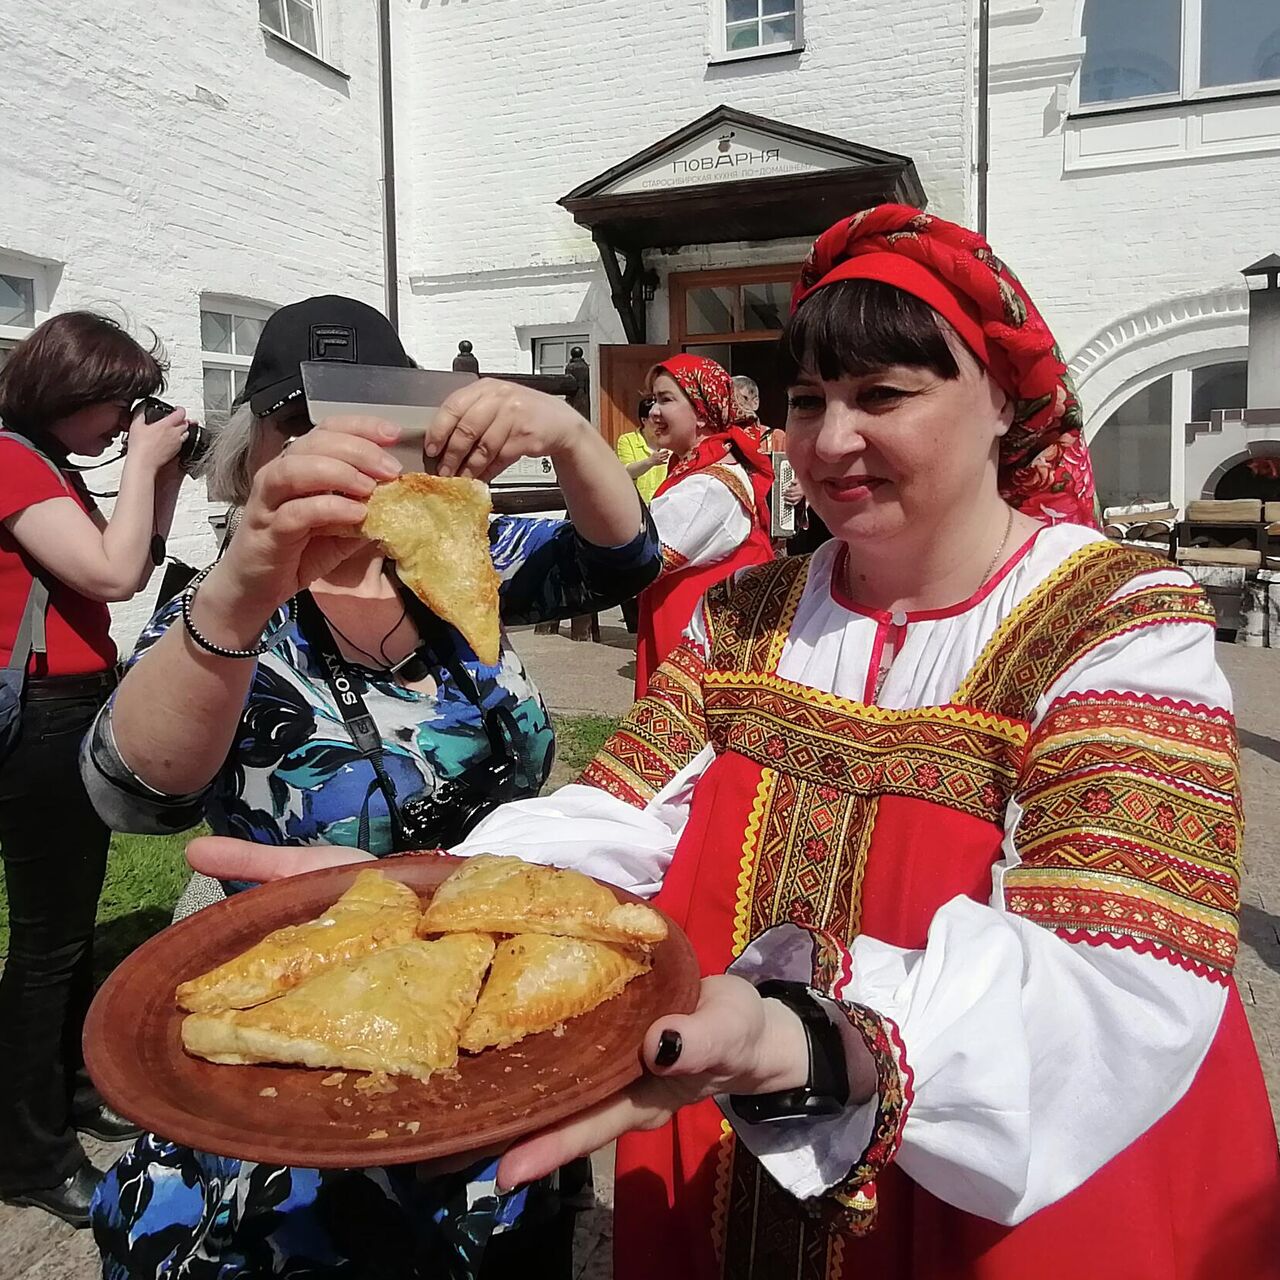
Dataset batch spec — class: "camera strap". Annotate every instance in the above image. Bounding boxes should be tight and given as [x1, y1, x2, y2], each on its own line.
[294, 590, 408, 852]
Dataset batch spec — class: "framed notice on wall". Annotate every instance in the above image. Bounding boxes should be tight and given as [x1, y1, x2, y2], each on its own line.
[771, 453, 797, 538]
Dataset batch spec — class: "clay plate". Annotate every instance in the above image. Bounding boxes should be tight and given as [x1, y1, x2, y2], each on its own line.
[83, 854, 699, 1168]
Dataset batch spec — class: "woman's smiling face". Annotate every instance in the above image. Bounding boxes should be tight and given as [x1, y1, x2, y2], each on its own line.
[783, 334, 1011, 549]
[648, 374, 701, 458]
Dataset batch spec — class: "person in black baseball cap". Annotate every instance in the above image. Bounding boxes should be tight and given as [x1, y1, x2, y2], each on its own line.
[91, 290, 660, 1280]
[238, 294, 414, 420]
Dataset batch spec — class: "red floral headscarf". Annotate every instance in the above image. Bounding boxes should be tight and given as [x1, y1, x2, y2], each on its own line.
[649, 354, 773, 529]
[793, 204, 1098, 527]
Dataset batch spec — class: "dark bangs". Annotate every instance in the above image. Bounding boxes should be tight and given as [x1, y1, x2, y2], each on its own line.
[0, 311, 166, 434]
[778, 279, 961, 386]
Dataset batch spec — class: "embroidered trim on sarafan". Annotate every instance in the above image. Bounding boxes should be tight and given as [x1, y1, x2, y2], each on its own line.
[1003, 690, 1241, 979]
[705, 463, 755, 519]
[579, 640, 706, 806]
[954, 541, 1180, 722]
[707, 554, 811, 675]
[704, 671, 1026, 824]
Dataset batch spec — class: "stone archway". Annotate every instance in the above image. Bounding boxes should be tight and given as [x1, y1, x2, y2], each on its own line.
[1202, 443, 1280, 500]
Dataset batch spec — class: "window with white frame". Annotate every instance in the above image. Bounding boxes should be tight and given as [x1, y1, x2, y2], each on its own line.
[259, 0, 321, 56]
[722, 0, 800, 56]
[1080, 0, 1280, 106]
[201, 301, 272, 427]
[532, 335, 590, 378]
[0, 259, 49, 371]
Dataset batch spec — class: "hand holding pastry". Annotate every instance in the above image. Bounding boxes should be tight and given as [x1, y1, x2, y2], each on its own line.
[426, 378, 592, 483]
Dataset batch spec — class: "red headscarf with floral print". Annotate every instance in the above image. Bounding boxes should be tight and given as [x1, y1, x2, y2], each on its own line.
[792, 204, 1098, 527]
[649, 354, 774, 530]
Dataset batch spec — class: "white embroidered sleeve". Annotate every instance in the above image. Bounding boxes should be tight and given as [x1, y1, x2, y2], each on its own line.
[721, 607, 1240, 1225]
[650, 472, 752, 573]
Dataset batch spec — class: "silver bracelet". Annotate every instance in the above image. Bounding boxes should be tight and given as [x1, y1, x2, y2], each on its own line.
[180, 565, 293, 660]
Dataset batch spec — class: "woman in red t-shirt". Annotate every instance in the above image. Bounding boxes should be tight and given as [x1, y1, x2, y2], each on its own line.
[0, 313, 191, 1227]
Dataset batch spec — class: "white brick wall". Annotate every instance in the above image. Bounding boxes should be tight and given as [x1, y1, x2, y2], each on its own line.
[393, 0, 976, 373]
[1, 0, 387, 645]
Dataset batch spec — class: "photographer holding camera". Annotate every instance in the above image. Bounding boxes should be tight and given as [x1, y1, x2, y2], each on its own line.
[0, 311, 191, 1226]
[81, 295, 659, 1279]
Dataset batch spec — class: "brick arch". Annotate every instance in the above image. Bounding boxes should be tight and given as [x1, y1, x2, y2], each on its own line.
[1201, 442, 1280, 500]
[1069, 288, 1248, 433]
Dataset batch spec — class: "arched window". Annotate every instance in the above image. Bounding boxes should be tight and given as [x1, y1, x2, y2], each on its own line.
[1080, 0, 1180, 104]
[1089, 359, 1247, 511]
[1080, 0, 1280, 105]
[1090, 374, 1173, 510]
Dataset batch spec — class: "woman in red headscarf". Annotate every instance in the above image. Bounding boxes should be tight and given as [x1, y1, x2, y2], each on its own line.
[633, 354, 774, 694]
[191, 208, 1280, 1278]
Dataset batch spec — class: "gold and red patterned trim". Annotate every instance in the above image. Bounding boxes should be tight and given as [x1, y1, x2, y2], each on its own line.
[791, 922, 915, 1235]
[579, 639, 707, 806]
[706, 554, 812, 675]
[659, 542, 689, 575]
[704, 670, 1027, 823]
[823, 1004, 914, 1237]
[705, 463, 755, 518]
[954, 541, 1170, 723]
[1005, 691, 1241, 980]
[1046, 582, 1215, 685]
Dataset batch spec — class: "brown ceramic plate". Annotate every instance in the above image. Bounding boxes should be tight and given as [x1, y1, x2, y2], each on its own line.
[83, 854, 699, 1168]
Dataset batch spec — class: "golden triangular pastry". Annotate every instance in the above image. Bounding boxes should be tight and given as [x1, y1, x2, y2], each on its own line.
[460, 933, 650, 1052]
[420, 854, 667, 948]
[361, 473, 502, 666]
[175, 870, 421, 1014]
[181, 934, 496, 1081]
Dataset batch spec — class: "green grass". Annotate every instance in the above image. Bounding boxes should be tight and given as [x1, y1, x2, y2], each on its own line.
[552, 712, 620, 773]
[0, 716, 620, 983]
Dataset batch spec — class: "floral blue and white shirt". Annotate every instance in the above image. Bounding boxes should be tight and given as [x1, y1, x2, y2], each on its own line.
[85, 511, 658, 855]
[83, 511, 657, 1280]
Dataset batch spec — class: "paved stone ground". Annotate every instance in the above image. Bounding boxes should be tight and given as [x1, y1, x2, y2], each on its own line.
[4, 625, 1277, 1278]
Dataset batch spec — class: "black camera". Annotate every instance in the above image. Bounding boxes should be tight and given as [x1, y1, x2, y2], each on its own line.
[392, 757, 519, 853]
[136, 396, 210, 474]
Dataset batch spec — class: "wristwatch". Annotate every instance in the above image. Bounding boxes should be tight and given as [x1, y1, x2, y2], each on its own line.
[729, 980, 851, 1125]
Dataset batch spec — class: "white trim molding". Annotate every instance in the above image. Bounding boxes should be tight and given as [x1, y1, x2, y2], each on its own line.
[1071, 287, 1248, 394]
[989, 39, 1085, 90]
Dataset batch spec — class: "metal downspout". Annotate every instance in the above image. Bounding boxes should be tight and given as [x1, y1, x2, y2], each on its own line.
[378, 0, 399, 328]
[976, 0, 990, 236]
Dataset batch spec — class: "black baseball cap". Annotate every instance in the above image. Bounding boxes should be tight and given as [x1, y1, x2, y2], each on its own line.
[237, 294, 412, 418]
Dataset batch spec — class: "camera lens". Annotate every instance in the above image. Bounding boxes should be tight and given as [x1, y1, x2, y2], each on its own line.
[179, 422, 210, 473]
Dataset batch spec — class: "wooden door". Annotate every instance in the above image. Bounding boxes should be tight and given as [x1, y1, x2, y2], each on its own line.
[599, 343, 672, 448]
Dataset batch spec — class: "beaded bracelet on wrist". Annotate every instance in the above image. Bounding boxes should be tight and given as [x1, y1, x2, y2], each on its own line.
[180, 565, 294, 660]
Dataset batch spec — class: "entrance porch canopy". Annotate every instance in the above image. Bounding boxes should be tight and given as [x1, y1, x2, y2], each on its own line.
[559, 105, 926, 341]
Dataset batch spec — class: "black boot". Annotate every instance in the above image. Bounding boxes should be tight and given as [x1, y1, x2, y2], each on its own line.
[73, 1101, 143, 1143]
[2, 1160, 103, 1229]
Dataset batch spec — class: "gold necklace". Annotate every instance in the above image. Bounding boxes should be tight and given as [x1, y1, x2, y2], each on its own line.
[980, 505, 1016, 589]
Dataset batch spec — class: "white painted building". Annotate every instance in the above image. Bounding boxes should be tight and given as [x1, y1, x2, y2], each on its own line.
[987, 0, 1280, 514]
[0, 0, 388, 640]
[3, 0, 1279, 643]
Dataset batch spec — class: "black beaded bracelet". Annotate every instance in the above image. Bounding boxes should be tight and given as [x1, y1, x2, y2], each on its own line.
[180, 565, 293, 660]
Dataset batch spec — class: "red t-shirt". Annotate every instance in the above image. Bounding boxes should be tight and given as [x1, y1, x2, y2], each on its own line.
[0, 435, 117, 676]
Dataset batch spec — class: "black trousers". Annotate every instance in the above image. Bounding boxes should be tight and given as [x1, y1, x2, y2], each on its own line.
[0, 687, 110, 1192]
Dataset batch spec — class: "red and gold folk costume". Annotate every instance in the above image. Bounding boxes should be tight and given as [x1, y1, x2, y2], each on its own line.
[636, 355, 774, 695]
[456, 209, 1280, 1277]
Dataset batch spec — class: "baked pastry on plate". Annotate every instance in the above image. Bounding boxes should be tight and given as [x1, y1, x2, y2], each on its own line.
[461, 933, 650, 1052]
[175, 870, 421, 1014]
[420, 855, 667, 949]
[182, 933, 496, 1081]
